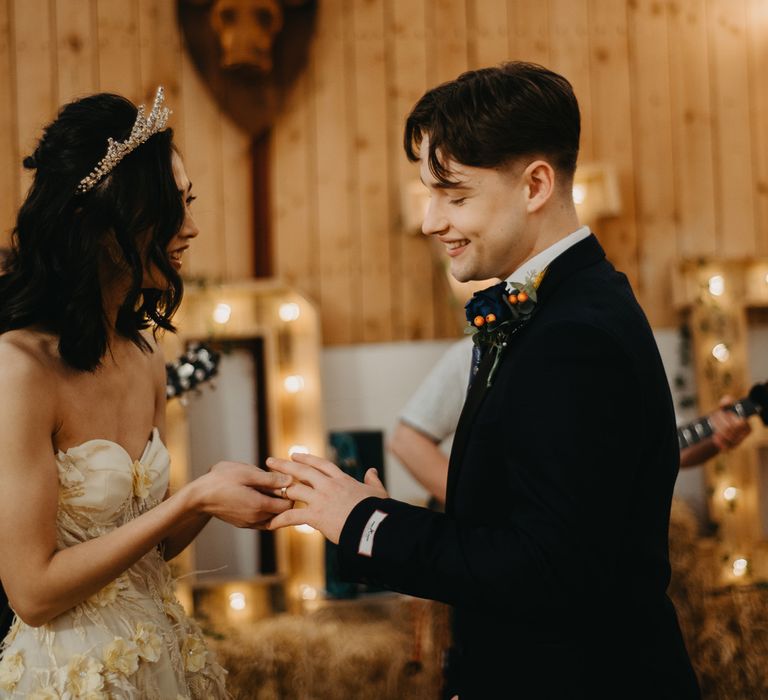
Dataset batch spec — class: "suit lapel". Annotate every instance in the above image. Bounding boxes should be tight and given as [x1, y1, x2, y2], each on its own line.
[444, 234, 608, 512]
[445, 350, 493, 511]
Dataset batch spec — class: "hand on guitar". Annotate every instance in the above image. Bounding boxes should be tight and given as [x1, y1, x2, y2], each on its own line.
[679, 394, 754, 468]
[709, 395, 752, 452]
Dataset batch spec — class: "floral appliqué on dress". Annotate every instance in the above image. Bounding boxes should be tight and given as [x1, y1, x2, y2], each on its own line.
[0, 431, 229, 699]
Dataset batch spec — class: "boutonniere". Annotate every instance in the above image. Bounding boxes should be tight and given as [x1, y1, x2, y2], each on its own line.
[464, 270, 546, 387]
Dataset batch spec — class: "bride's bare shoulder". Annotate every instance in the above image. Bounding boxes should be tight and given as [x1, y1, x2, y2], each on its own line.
[0, 328, 60, 385]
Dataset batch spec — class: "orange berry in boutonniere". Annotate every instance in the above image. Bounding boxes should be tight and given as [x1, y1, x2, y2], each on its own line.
[474, 315, 485, 327]
[508, 294, 518, 305]
[517, 291, 529, 303]
[486, 313, 496, 323]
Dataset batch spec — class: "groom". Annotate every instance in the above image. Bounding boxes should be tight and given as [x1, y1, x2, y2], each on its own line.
[268, 62, 700, 699]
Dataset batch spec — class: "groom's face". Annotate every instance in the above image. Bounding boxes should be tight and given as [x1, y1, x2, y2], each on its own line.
[419, 137, 536, 283]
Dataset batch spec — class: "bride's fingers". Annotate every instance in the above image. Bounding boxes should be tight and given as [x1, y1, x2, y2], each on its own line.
[266, 457, 325, 487]
[270, 481, 313, 503]
[289, 452, 343, 478]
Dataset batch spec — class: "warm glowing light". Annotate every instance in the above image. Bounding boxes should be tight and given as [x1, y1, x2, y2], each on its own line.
[572, 183, 587, 205]
[228, 591, 246, 610]
[212, 303, 232, 325]
[732, 557, 749, 577]
[288, 444, 310, 456]
[284, 375, 305, 393]
[764, 273, 768, 285]
[279, 302, 301, 322]
[708, 275, 725, 297]
[711, 343, 730, 363]
[294, 524, 316, 534]
[300, 584, 318, 601]
[723, 486, 739, 502]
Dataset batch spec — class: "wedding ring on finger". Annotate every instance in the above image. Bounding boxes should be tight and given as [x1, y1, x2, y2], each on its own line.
[280, 485, 289, 500]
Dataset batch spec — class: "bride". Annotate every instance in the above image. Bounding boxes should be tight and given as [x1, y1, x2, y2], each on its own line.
[0, 87, 291, 698]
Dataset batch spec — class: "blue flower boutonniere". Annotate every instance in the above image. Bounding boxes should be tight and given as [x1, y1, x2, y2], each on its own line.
[464, 270, 545, 387]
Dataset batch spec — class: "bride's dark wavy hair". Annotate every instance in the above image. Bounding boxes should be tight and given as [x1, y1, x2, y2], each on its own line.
[0, 92, 185, 371]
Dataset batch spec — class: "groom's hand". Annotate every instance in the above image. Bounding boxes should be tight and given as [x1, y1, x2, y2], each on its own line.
[265, 453, 388, 544]
[192, 461, 293, 528]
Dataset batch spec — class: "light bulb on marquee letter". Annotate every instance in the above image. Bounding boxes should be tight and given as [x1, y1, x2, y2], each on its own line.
[284, 375, 305, 393]
[279, 302, 301, 322]
[723, 486, 738, 502]
[711, 343, 730, 363]
[708, 275, 725, 297]
[732, 557, 748, 577]
[212, 303, 232, 325]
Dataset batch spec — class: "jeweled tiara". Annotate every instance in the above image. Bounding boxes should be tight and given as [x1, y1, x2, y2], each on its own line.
[76, 86, 171, 194]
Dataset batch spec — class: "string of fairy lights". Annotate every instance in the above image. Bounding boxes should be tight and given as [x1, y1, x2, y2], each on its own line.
[177, 282, 327, 618]
[682, 261, 768, 584]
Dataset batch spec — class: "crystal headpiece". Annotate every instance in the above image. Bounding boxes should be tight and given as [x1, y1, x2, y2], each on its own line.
[76, 86, 171, 194]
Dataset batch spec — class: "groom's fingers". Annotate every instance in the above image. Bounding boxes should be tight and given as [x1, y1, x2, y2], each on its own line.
[290, 452, 342, 477]
[364, 467, 383, 488]
[268, 508, 310, 530]
[266, 457, 325, 487]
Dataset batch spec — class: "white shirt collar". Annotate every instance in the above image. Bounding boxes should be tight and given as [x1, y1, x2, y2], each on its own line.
[505, 225, 592, 287]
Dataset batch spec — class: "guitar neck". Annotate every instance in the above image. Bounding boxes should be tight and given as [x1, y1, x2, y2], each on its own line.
[677, 398, 757, 450]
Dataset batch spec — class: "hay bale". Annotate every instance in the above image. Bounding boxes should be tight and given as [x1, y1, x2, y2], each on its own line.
[209, 599, 440, 699]
[667, 499, 768, 699]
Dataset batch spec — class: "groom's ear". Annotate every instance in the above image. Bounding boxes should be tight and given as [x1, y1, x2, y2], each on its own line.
[523, 160, 556, 214]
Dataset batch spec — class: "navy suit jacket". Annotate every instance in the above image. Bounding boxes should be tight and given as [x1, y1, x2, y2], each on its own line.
[338, 235, 700, 699]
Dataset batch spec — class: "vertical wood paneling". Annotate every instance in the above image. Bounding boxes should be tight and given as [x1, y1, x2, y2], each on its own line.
[668, 0, 717, 258]
[13, 0, 55, 205]
[429, 0, 469, 337]
[312, 4, 355, 344]
[468, 0, 508, 68]
[747, 0, 768, 256]
[137, 0, 182, 105]
[628, 0, 679, 319]
[179, 51, 225, 279]
[351, 0, 393, 342]
[588, 0, 639, 292]
[549, 0, 593, 162]
[389, 0, 433, 340]
[220, 114, 253, 280]
[96, 0, 140, 98]
[55, 0, 97, 104]
[708, 0, 756, 257]
[0, 0, 18, 246]
[271, 72, 315, 296]
[429, 0, 468, 83]
[3, 1, 768, 340]
[507, 0, 549, 64]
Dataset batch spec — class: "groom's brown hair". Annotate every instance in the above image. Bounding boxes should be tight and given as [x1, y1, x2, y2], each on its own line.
[404, 61, 580, 186]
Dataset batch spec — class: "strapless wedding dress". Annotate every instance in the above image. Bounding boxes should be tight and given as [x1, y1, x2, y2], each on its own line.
[0, 429, 228, 699]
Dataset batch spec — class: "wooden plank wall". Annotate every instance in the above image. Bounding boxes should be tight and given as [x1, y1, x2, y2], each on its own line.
[1, 2, 768, 344]
[272, 0, 768, 343]
[0, 0, 252, 281]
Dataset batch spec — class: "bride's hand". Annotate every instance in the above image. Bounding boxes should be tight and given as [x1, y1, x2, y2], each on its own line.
[188, 461, 292, 528]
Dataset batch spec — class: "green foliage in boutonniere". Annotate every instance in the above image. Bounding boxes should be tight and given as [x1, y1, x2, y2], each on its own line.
[464, 270, 545, 387]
